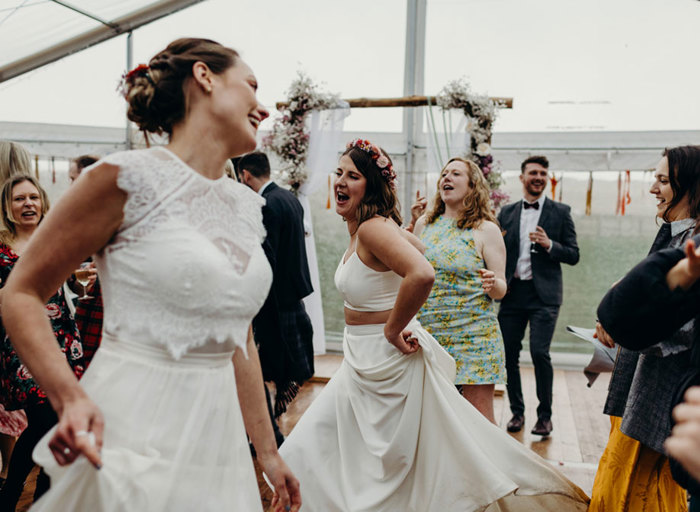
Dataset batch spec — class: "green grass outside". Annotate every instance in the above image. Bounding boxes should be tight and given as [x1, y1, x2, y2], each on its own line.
[309, 187, 659, 354]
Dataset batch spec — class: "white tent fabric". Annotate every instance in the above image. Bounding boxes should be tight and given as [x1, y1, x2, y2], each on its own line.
[0, 0, 205, 83]
[299, 104, 351, 355]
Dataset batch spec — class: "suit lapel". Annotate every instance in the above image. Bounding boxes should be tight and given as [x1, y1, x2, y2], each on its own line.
[507, 201, 522, 251]
[537, 197, 553, 229]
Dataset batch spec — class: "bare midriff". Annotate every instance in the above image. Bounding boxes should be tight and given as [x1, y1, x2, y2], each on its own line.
[344, 307, 393, 326]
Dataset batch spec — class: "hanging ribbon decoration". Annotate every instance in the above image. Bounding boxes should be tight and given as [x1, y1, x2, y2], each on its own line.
[616, 172, 622, 215]
[557, 173, 563, 202]
[585, 171, 593, 216]
[34, 155, 39, 180]
[51, 156, 56, 184]
[620, 169, 631, 215]
[326, 174, 332, 209]
[550, 174, 559, 200]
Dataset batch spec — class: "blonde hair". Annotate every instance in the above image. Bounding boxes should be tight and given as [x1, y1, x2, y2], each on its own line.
[0, 141, 32, 184]
[425, 157, 497, 230]
[0, 175, 49, 241]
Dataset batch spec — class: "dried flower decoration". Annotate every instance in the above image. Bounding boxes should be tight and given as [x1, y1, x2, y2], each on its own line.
[346, 138, 397, 189]
[262, 72, 342, 194]
[117, 63, 154, 98]
[436, 78, 508, 209]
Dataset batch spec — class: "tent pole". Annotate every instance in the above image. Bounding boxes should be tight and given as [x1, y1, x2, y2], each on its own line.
[125, 31, 133, 150]
[402, 0, 426, 219]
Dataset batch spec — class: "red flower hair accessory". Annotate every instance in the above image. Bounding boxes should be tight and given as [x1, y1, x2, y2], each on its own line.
[118, 63, 155, 97]
[346, 138, 397, 189]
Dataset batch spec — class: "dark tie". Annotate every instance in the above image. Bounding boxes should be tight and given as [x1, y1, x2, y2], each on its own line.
[523, 201, 539, 210]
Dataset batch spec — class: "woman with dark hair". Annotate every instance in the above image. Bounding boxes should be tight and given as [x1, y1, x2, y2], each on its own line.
[589, 145, 700, 511]
[411, 157, 506, 422]
[0, 38, 299, 511]
[0, 175, 85, 511]
[278, 138, 588, 511]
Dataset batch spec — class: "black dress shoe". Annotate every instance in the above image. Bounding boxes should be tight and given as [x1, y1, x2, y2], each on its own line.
[531, 418, 553, 436]
[506, 414, 525, 432]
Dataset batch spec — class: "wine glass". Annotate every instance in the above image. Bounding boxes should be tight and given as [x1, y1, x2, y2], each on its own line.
[74, 262, 93, 301]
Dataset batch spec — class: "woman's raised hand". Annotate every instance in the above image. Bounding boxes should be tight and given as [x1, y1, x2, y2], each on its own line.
[410, 190, 427, 226]
[667, 239, 700, 291]
[48, 395, 104, 469]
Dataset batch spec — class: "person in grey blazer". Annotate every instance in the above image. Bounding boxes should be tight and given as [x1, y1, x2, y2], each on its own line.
[497, 155, 579, 436]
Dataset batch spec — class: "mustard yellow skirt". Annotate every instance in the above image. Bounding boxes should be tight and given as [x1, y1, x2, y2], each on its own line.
[589, 416, 687, 512]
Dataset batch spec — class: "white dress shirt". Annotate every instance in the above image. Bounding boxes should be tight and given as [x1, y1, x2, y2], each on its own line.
[514, 196, 546, 280]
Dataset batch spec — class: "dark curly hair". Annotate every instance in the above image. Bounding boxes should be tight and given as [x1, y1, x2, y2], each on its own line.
[661, 145, 700, 223]
[124, 38, 239, 136]
[342, 144, 402, 227]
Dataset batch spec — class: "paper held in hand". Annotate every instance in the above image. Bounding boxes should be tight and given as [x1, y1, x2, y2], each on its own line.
[565, 325, 617, 388]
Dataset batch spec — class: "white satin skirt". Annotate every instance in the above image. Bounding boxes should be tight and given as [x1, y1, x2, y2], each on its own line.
[278, 320, 589, 512]
[30, 334, 262, 511]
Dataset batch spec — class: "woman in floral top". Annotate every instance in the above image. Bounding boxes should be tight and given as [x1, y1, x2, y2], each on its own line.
[411, 157, 507, 424]
[0, 175, 84, 510]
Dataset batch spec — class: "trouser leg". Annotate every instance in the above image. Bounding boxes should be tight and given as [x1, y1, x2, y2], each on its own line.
[498, 305, 529, 417]
[264, 383, 285, 448]
[0, 403, 57, 512]
[528, 305, 559, 421]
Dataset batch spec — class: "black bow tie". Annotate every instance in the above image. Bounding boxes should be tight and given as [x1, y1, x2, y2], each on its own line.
[523, 201, 539, 210]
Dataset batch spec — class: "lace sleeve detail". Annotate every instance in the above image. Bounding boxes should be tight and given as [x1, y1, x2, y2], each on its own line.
[228, 181, 267, 244]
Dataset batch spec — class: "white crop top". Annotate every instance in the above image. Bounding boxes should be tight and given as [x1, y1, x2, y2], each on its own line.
[89, 147, 271, 359]
[334, 251, 401, 312]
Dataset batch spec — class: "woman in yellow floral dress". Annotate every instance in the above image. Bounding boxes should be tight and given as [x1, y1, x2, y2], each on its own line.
[412, 157, 507, 423]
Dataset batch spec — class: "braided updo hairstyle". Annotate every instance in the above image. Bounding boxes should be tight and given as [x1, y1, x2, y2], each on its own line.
[124, 38, 239, 136]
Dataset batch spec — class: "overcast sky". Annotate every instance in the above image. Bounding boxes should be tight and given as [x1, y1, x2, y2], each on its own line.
[1, 0, 699, 134]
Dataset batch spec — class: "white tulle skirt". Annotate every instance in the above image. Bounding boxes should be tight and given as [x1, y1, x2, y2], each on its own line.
[30, 334, 262, 512]
[278, 320, 589, 512]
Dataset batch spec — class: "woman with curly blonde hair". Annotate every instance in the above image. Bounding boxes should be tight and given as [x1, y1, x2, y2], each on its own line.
[412, 157, 507, 423]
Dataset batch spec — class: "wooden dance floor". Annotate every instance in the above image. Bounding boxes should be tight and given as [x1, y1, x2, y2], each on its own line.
[17, 356, 611, 511]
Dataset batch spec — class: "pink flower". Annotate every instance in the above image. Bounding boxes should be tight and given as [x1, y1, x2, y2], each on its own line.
[376, 155, 389, 168]
[45, 303, 61, 319]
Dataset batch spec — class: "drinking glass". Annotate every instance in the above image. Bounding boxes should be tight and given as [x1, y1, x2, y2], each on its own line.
[74, 262, 93, 301]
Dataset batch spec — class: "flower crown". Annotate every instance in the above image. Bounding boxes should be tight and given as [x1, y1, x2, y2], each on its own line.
[346, 138, 397, 189]
[117, 63, 155, 98]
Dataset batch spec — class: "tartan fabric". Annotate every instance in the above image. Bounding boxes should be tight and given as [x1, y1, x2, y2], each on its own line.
[74, 278, 103, 368]
[253, 300, 314, 418]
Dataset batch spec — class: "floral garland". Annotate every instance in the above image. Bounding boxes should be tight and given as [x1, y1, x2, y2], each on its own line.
[263, 72, 342, 193]
[437, 79, 509, 209]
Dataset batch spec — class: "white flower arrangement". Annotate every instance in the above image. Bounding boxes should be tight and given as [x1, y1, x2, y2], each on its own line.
[263, 72, 342, 193]
[437, 79, 509, 208]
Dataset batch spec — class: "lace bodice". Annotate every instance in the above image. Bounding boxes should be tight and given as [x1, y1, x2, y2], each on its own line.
[89, 147, 271, 359]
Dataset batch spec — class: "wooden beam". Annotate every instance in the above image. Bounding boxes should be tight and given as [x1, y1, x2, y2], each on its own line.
[275, 95, 513, 111]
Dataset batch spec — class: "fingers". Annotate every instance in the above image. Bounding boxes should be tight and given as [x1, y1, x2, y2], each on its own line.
[684, 386, 700, 405]
[416, 189, 421, 199]
[595, 322, 615, 348]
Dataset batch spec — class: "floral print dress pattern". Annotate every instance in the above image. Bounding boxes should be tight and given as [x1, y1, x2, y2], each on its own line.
[418, 215, 506, 384]
[0, 243, 84, 411]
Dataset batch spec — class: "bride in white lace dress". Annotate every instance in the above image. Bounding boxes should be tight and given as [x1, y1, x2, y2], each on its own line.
[0, 38, 300, 512]
[278, 139, 589, 511]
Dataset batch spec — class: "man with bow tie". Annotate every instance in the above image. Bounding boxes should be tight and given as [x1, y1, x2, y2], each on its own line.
[496, 155, 579, 437]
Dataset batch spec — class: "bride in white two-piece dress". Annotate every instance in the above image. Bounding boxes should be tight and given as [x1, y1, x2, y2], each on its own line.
[278, 139, 589, 511]
[0, 39, 300, 511]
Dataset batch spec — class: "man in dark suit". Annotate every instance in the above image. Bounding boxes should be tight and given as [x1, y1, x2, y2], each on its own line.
[497, 155, 579, 436]
[237, 151, 314, 446]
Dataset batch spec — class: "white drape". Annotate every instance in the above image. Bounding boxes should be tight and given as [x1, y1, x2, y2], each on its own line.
[299, 103, 351, 355]
[425, 106, 468, 173]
